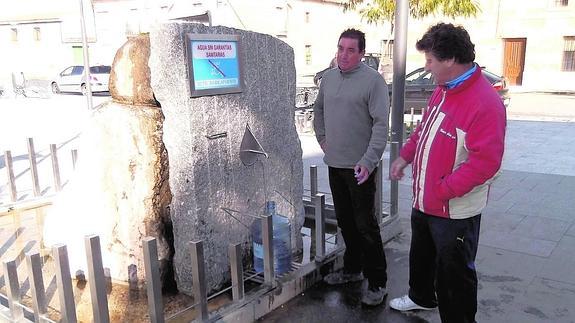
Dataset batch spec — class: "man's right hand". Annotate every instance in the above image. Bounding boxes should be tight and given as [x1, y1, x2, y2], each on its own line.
[390, 157, 408, 180]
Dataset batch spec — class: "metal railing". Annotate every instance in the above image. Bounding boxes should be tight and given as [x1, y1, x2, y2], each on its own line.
[2, 137, 77, 208]
[0, 165, 344, 322]
[0, 235, 165, 322]
[294, 105, 422, 136]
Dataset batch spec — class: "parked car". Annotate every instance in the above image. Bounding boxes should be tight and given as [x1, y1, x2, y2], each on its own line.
[51, 65, 111, 94]
[313, 62, 510, 112]
[399, 66, 510, 113]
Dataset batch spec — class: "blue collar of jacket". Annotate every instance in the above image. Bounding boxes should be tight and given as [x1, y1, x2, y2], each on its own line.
[444, 63, 477, 89]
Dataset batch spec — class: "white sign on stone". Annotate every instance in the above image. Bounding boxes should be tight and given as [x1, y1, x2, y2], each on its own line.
[185, 33, 243, 96]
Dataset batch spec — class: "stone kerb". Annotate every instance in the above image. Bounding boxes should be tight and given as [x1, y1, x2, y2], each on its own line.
[149, 23, 304, 295]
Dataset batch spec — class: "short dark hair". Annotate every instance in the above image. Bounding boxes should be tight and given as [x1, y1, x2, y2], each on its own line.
[339, 28, 366, 52]
[416, 23, 475, 64]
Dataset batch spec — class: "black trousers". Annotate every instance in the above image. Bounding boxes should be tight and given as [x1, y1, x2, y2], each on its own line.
[328, 167, 387, 288]
[408, 208, 481, 323]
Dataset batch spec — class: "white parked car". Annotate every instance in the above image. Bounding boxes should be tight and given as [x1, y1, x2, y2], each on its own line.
[51, 65, 111, 94]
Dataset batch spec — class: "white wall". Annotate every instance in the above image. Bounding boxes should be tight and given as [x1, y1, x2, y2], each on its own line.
[403, 0, 575, 91]
[0, 22, 71, 82]
[1, 0, 573, 91]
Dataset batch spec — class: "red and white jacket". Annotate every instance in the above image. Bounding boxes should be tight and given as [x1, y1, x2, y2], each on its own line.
[400, 68, 506, 219]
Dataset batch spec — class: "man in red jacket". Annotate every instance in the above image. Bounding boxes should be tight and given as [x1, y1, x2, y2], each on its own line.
[388, 23, 506, 323]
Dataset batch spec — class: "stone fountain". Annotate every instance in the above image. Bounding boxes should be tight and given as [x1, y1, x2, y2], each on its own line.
[43, 22, 304, 299]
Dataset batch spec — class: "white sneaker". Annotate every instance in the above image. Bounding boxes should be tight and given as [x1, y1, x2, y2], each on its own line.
[389, 295, 435, 311]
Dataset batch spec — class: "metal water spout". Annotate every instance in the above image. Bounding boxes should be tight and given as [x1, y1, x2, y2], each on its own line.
[239, 123, 268, 166]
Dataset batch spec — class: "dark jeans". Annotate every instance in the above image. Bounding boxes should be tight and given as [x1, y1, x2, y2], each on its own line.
[408, 208, 481, 323]
[328, 166, 387, 288]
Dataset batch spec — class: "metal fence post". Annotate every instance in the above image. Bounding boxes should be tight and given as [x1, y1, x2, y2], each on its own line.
[389, 142, 400, 217]
[310, 165, 318, 197]
[71, 149, 78, 170]
[85, 235, 110, 323]
[53, 244, 78, 323]
[314, 194, 326, 260]
[410, 107, 415, 136]
[50, 144, 62, 191]
[189, 241, 208, 322]
[261, 215, 274, 284]
[375, 159, 383, 223]
[336, 227, 344, 249]
[4, 150, 17, 202]
[26, 252, 48, 323]
[228, 243, 244, 301]
[3, 259, 24, 321]
[143, 237, 165, 323]
[27, 137, 41, 197]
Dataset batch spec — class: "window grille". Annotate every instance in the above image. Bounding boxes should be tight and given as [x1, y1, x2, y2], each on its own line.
[562, 36, 575, 71]
[305, 45, 312, 65]
[33, 27, 41, 41]
[381, 40, 394, 58]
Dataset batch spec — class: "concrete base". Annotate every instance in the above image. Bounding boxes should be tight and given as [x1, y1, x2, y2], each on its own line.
[208, 202, 401, 322]
[380, 214, 402, 244]
[303, 198, 402, 244]
[212, 250, 345, 322]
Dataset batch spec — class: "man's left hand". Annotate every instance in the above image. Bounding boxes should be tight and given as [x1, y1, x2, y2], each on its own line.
[354, 165, 370, 185]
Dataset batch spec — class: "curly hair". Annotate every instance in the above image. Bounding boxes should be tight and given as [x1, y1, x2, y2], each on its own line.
[416, 23, 475, 64]
[339, 28, 366, 52]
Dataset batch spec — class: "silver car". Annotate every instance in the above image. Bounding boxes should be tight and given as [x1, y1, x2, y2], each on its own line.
[51, 65, 111, 94]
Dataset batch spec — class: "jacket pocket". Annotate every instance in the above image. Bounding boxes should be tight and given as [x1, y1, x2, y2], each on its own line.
[435, 177, 454, 201]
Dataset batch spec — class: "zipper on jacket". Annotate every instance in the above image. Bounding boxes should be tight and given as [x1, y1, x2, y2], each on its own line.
[441, 89, 448, 217]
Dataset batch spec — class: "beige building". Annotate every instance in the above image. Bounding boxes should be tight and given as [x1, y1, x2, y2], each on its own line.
[0, 0, 390, 87]
[407, 0, 575, 91]
[0, 0, 573, 91]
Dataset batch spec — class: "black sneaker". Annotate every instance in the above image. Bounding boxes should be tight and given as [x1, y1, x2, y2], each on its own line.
[361, 286, 387, 306]
[323, 271, 364, 285]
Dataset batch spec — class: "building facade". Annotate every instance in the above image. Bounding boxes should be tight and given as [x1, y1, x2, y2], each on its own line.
[0, 0, 573, 91]
[406, 0, 575, 91]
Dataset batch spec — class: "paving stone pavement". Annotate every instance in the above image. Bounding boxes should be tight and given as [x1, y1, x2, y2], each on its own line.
[262, 119, 575, 323]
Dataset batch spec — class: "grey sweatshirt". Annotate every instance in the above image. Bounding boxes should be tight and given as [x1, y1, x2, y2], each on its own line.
[313, 62, 390, 173]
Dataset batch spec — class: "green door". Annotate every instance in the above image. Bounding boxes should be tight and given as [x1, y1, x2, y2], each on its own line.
[72, 46, 83, 65]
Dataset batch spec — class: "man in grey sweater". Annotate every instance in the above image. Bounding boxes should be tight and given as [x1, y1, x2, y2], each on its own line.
[313, 28, 390, 306]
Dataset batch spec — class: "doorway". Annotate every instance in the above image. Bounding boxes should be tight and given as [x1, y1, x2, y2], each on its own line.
[503, 38, 526, 86]
[72, 46, 83, 65]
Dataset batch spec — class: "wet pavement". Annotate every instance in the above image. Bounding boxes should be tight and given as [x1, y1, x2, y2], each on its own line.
[2, 91, 574, 322]
[262, 118, 575, 323]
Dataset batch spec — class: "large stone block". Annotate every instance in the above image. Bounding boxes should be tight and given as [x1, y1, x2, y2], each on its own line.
[149, 23, 304, 294]
[109, 34, 157, 106]
[43, 101, 172, 284]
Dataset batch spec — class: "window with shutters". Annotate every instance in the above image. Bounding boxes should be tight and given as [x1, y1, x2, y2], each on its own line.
[381, 40, 394, 59]
[11, 28, 18, 42]
[33, 27, 41, 41]
[562, 37, 575, 71]
[305, 45, 312, 65]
